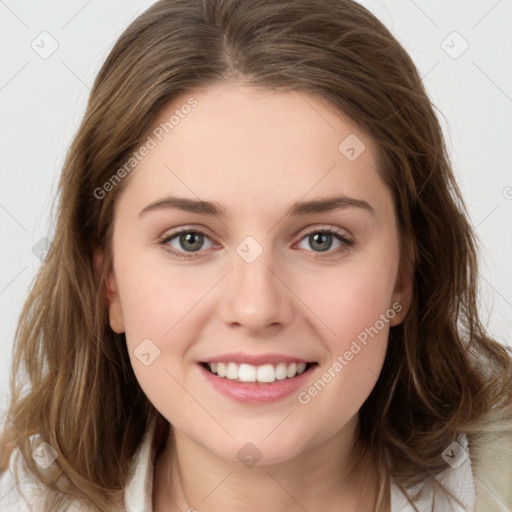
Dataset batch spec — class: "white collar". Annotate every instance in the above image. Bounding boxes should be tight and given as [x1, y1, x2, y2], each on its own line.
[390, 434, 476, 511]
[124, 422, 157, 512]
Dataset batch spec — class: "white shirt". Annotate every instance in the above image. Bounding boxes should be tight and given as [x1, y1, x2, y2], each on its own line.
[389, 434, 476, 511]
[0, 424, 476, 511]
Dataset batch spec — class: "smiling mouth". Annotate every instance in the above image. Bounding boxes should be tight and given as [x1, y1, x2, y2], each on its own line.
[200, 361, 318, 384]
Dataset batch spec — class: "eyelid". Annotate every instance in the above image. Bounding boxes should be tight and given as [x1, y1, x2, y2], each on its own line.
[157, 224, 215, 243]
[296, 223, 352, 241]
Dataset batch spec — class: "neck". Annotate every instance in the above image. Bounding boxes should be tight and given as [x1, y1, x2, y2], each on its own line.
[153, 416, 381, 512]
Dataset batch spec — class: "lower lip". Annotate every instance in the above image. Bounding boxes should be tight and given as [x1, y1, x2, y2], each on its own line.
[197, 363, 317, 404]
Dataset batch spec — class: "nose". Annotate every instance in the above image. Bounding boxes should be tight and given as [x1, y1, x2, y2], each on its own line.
[218, 246, 294, 334]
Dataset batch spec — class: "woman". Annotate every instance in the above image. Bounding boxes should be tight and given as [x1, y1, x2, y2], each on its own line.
[1, 0, 511, 510]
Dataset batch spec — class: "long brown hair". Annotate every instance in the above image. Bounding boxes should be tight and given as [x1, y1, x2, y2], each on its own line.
[1, 0, 511, 510]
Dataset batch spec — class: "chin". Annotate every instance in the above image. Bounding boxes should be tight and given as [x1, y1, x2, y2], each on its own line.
[209, 433, 311, 467]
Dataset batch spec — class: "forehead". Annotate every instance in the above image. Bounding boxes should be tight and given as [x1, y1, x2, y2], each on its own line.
[116, 81, 393, 221]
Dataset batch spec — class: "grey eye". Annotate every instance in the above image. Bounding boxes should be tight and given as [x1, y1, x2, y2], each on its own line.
[298, 231, 343, 253]
[168, 231, 213, 253]
[308, 232, 334, 252]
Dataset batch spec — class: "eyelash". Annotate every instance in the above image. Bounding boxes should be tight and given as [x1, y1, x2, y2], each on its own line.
[157, 227, 354, 260]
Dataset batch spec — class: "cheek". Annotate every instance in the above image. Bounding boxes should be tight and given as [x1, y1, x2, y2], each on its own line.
[116, 259, 215, 404]
[117, 257, 210, 345]
[289, 247, 398, 404]
[294, 272, 393, 427]
[118, 264, 196, 420]
[296, 255, 398, 345]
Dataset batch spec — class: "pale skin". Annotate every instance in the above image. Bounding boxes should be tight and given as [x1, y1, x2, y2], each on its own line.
[100, 81, 413, 511]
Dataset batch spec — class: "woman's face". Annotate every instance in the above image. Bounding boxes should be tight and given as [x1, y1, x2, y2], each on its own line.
[105, 81, 412, 464]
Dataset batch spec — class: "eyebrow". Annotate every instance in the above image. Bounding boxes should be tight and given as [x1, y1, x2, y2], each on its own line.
[139, 195, 375, 218]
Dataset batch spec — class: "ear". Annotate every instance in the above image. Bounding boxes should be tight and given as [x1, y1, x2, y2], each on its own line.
[389, 239, 416, 327]
[93, 247, 125, 334]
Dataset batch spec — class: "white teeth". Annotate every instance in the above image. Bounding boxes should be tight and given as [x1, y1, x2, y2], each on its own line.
[206, 361, 310, 382]
[257, 364, 276, 383]
[286, 363, 297, 378]
[239, 363, 256, 382]
[226, 362, 238, 379]
[217, 362, 226, 377]
[275, 363, 288, 380]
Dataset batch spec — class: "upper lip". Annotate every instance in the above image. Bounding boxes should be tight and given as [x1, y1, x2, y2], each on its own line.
[201, 352, 315, 366]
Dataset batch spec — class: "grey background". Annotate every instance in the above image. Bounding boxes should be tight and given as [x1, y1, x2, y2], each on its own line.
[1, 0, 511, 413]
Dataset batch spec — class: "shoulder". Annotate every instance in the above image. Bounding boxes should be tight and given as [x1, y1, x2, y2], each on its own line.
[391, 405, 512, 511]
[0, 421, 158, 512]
[0, 448, 87, 512]
[390, 433, 476, 511]
[470, 404, 512, 511]
[0, 448, 48, 511]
